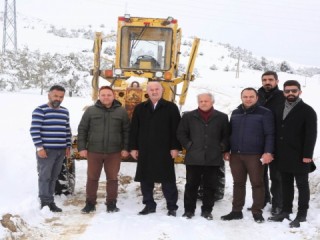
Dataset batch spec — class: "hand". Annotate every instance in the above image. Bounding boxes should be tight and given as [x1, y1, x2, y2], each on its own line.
[170, 149, 179, 159]
[130, 150, 139, 160]
[79, 150, 88, 158]
[37, 149, 47, 158]
[303, 158, 312, 163]
[121, 150, 129, 158]
[261, 153, 273, 164]
[66, 148, 71, 158]
[223, 152, 230, 161]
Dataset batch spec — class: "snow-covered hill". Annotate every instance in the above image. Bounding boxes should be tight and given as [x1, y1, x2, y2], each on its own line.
[1, 12, 320, 95]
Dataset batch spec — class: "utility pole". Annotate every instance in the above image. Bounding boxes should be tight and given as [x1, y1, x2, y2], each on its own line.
[2, 0, 17, 53]
[235, 54, 240, 78]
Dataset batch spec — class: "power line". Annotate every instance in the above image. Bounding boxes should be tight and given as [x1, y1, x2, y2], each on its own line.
[2, 0, 17, 53]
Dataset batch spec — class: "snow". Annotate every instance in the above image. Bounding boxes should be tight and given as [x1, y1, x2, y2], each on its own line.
[1, 73, 320, 239]
[1, 5, 320, 240]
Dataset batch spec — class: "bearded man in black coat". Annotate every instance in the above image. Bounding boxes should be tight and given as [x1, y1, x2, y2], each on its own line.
[268, 80, 317, 228]
[129, 81, 181, 217]
[257, 71, 285, 215]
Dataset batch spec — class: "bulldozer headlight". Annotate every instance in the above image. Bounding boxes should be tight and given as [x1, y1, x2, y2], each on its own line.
[114, 69, 122, 76]
[162, 16, 176, 25]
[119, 14, 131, 22]
[124, 14, 130, 19]
[167, 16, 173, 22]
[155, 71, 163, 78]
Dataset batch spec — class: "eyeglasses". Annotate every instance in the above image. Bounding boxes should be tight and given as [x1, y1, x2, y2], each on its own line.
[284, 89, 299, 94]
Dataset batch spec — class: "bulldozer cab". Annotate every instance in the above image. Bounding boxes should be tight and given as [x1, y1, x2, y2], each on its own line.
[113, 16, 181, 82]
[120, 26, 172, 71]
[91, 15, 199, 106]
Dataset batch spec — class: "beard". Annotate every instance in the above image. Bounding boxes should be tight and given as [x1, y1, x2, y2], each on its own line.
[51, 100, 61, 108]
[263, 84, 273, 91]
[286, 95, 299, 103]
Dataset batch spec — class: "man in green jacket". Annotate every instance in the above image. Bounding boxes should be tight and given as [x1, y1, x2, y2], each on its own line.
[77, 86, 130, 214]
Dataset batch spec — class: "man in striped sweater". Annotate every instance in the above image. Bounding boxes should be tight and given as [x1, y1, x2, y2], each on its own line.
[30, 85, 72, 212]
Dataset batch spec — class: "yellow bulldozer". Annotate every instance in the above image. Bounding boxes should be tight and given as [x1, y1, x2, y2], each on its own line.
[74, 15, 200, 163]
[56, 15, 224, 200]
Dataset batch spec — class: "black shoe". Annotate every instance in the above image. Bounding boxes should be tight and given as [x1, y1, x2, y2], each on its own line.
[221, 211, 243, 221]
[106, 201, 120, 213]
[268, 212, 290, 222]
[271, 207, 282, 216]
[167, 210, 176, 217]
[182, 211, 195, 219]
[48, 202, 62, 212]
[289, 213, 307, 228]
[138, 206, 156, 215]
[201, 211, 213, 220]
[253, 213, 265, 223]
[289, 216, 306, 228]
[41, 202, 48, 209]
[81, 203, 96, 214]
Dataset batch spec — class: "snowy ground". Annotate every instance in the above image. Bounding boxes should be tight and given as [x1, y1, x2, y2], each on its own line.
[0, 71, 320, 239]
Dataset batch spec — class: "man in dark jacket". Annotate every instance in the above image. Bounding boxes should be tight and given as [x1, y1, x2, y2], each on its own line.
[177, 93, 229, 220]
[129, 81, 181, 217]
[268, 80, 317, 228]
[258, 71, 285, 215]
[221, 87, 274, 223]
[78, 86, 130, 214]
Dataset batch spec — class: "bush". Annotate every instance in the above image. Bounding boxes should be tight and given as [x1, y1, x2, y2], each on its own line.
[209, 64, 218, 70]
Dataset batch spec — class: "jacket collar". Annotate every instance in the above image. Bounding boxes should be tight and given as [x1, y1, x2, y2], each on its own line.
[282, 99, 304, 119]
[238, 103, 258, 114]
[95, 99, 122, 110]
[143, 98, 166, 109]
[258, 86, 283, 103]
[192, 108, 217, 123]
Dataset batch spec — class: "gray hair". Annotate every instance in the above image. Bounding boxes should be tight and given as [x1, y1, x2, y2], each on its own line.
[197, 92, 215, 102]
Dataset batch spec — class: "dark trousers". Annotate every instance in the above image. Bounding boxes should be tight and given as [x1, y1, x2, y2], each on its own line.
[263, 161, 282, 208]
[184, 165, 219, 213]
[86, 152, 121, 205]
[37, 149, 65, 203]
[140, 181, 178, 211]
[230, 154, 265, 214]
[281, 172, 310, 213]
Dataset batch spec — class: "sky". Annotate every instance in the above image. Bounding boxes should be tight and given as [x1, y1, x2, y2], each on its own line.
[1, 0, 320, 66]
